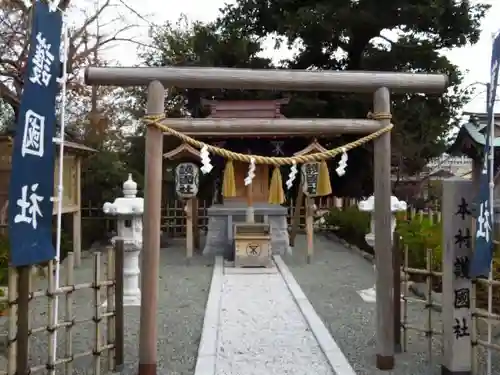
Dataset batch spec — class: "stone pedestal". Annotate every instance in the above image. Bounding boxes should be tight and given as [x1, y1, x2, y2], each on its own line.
[102, 174, 143, 307]
[203, 201, 290, 257]
[358, 195, 407, 302]
[119, 240, 141, 306]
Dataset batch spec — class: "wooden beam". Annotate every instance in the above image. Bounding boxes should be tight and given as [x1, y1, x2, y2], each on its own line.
[84, 66, 448, 93]
[160, 118, 385, 136]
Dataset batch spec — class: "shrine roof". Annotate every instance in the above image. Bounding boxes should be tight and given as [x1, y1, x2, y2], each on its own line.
[0, 135, 97, 154]
[52, 139, 97, 153]
[201, 98, 289, 118]
[447, 116, 500, 160]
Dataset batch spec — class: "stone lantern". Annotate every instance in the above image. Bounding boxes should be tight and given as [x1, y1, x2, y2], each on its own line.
[102, 174, 144, 306]
[357, 195, 407, 302]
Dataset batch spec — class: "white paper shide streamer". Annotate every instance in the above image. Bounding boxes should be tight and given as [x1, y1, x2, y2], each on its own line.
[49, 0, 59, 12]
[244, 157, 256, 185]
[336, 148, 348, 176]
[200, 145, 213, 174]
[286, 161, 298, 189]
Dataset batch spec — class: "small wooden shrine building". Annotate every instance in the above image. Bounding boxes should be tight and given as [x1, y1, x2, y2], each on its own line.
[0, 135, 96, 263]
[199, 98, 291, 203]
[162, 98, 335, 257]
[447, 112, 500, 192]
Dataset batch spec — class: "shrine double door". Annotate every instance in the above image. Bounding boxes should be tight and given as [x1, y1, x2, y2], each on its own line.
[225, 161, 269, 203]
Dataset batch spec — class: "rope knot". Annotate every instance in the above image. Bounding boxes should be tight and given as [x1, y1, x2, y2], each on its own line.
[367, 111, 392, 120]
[143, 114, 165, 126]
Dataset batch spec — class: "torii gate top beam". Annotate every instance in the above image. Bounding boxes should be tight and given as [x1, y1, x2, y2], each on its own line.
[84, 66, 448, 94]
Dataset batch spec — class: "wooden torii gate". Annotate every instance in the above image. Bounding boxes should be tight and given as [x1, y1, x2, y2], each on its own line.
[84, 66, 447, 375]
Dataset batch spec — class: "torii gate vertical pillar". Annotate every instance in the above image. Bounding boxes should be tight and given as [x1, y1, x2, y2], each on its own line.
[373, 87, 395, 370]
[139, 80, 164, 375]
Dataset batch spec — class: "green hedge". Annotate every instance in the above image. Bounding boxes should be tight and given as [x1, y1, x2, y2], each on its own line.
[324, 207, 442, 275]
[396, 213, 442, 273]
[324, 206, 372, 253]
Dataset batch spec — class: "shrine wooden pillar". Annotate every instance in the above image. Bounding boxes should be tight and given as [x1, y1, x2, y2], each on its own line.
[139, 80, 164, 375]
[289, 186, 304, 247]
[192, 198, 200, 250]
[373, 87, 394, 370]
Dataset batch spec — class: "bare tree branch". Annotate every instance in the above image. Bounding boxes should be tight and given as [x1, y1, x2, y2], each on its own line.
[0, 0, 146, 114]
[0, 80, 19, 108]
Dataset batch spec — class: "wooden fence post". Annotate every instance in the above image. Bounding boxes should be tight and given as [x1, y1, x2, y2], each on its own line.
[393, 232, 401, 353]
[16, 266, 30, 375]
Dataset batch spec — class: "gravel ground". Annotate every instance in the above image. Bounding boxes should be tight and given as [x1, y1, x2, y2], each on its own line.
[3, 232, 500, 375]
[283, 233, 500, 375]
[0, 238, 213, 375]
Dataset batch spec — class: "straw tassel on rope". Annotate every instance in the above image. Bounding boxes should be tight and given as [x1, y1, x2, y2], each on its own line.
[268, 167, 285, 205]
[317, 160, 332, 196]
[222, 160, 236, 197]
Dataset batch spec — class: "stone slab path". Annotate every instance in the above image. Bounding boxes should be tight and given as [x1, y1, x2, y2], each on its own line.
[194, 256, 357, 375]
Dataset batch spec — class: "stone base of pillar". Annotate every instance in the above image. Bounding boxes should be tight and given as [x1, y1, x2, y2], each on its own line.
[357, 286, 377, 302]
[101, 292, 141, 308]
[441, 366, 471, 375]
[376, 354, 394, 370]
[123, 294, 141, 306]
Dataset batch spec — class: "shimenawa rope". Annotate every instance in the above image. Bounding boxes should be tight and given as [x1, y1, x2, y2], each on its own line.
[143, 113, 393, 165]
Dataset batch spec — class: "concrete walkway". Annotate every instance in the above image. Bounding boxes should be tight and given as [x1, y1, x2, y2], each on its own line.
[194, 256, 356, 375]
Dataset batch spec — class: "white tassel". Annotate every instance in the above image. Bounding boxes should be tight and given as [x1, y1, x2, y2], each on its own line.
[200, 145, 213, 174]
[286, 161, 298, 189]
[336, 148, 348, 176]
[244, 157, 256, 186]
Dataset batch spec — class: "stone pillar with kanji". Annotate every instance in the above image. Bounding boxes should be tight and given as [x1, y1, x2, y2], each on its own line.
[442, 178, 472, 375]
[103, 174, 144, 306]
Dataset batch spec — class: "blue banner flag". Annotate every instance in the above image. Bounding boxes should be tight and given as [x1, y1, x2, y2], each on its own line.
[470, 33, 500, 278]
[8, 1, 63, 266]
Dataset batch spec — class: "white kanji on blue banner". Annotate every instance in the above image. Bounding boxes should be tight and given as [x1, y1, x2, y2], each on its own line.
[470, 33, 500, 278]
[7, 0, 63, 266]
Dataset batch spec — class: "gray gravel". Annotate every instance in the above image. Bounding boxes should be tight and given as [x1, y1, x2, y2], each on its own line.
[4, 232, 500, 375]
[0, 238, 213, 375]
[283, 234, 500, 375]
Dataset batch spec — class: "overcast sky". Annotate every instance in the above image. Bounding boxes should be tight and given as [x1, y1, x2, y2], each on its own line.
[96, 0, 499, 114]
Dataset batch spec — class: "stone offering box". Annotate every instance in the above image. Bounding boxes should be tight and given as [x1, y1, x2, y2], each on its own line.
[203, 201, 290, 257]
[233, 223, 272, 268]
